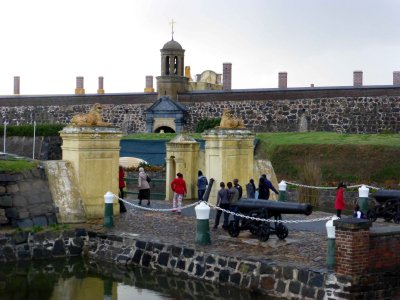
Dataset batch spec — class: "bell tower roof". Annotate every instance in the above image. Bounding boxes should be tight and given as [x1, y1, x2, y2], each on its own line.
[162, 39, 183, 50]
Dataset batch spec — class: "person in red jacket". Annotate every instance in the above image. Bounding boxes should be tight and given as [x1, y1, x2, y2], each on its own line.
[170, 173, 187, 214]
[334, 182, 346, 218]
[118, 166, 127, 213]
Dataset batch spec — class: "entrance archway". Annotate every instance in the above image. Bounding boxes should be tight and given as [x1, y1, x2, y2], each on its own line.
[155, 126, 175, 133]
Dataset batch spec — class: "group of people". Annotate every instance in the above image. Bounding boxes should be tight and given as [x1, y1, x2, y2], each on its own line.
[119, 166, 362, 219]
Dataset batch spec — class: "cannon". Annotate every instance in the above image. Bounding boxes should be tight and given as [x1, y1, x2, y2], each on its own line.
[367, 190, 400, 223]
[227, 198, 313, 242]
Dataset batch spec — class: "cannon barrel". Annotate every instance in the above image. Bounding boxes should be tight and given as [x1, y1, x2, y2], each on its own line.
[236, 199, 313, 216]
[373, 190, 400, 204]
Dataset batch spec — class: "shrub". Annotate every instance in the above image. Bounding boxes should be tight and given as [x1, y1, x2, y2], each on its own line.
[298, 159, 321, 207]
[0, 124, 66, 137]
[195, 118, 221, 133]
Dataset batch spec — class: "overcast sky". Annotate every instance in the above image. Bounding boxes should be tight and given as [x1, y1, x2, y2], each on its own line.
[0, 0, 399, 95]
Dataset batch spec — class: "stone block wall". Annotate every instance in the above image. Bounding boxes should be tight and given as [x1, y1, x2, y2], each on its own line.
[0, 168, 57, 228]
[1, 91, 400, 134]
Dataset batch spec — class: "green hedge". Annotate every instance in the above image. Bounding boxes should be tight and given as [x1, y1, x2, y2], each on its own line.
[0, 124, 66, 137]
[195, 118, 221, 133]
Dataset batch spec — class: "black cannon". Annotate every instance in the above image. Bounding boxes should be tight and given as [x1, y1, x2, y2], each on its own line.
[227, 199, 313, 242]
[367, 190, 400, 223]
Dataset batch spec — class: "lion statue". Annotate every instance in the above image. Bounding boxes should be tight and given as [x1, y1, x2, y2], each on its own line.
[70, 103, 111, 126]
[218, 108, 245, 129]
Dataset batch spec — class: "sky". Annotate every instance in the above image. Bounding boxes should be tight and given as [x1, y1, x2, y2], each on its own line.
[0, 0, 399, 95]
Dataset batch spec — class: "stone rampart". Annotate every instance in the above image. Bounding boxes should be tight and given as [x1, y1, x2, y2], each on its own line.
[1, 87, 400, 133]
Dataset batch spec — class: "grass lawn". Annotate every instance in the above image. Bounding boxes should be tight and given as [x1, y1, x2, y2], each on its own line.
[0, 159, 38, 172]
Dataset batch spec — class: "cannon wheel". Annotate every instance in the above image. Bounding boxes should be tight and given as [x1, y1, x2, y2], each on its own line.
[228, 221, 240, 238]
[367, 209, 377, 222]
[394, 214, 400, 224]
[256, 223, 270, 242]
[276, 224, 289, 240]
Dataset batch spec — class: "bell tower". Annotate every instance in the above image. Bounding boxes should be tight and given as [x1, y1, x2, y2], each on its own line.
[156, 21, 188, 100]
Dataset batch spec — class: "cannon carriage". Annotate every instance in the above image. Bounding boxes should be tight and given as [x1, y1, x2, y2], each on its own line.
[367, 190, 400, 223]
[227, 199, 313, 242]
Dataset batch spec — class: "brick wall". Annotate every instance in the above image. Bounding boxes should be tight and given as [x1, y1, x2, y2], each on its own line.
[368, 229, 400, 271]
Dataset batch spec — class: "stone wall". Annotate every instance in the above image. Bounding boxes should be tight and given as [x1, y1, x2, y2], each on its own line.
[0, 229, 399, 299]
[0, 168, 58, 228]
[1, 87, 400, 134]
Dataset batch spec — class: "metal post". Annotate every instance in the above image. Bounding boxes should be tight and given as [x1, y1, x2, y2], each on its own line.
[195, 202, 211, 245]
[104, 192, 114, 228]
[3, 121, 8, 153]
[278, 180, 287, 201]
[326, 216, 339, 269]
[32, 121, 36, 159]
[103, 278, 113, 300]
[358, 185, 370, 214]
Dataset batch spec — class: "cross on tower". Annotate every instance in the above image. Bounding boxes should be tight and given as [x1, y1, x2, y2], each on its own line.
[170, 19, 176, 40]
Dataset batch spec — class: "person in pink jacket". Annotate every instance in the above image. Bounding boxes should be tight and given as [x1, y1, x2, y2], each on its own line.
[170, 173, 187, 214]
[334, 182, 347, 218]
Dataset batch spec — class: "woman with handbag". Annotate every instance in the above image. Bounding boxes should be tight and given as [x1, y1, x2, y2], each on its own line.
[138, 167, 151, 206]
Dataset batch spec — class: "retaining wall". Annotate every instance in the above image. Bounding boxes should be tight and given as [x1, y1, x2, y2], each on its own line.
[1, 228, 399, 299]
[0, 168, 57, 228]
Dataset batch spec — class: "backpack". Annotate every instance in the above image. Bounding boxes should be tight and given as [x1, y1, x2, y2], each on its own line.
[146, 175, 151, 182]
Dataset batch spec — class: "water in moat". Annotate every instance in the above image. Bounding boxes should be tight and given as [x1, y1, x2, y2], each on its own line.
[0, 258, 277, 300]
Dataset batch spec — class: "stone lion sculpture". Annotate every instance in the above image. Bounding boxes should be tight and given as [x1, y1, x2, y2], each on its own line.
[218, 108, 245, 129]
[70, 103, 111, 126]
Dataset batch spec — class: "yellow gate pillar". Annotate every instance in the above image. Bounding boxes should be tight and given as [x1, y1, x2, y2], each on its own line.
[202, 128, 255, 205]
[60, 126, 122, 218]
[165, 135, 200, 200]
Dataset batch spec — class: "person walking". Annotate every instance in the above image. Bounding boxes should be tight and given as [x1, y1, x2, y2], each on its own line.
[170, 173, 187, 214]
[138, 167, 151, 206]
[258, 174, 279, 200]
[227, 181, 240, 221]
[233, 178, 243, 199]
[118, 166, 127, 213]
[334, 182, 346, 218]
[213, 182, 230, 230]
[246, 179, 256, 198]
[197, 170, 208, 201]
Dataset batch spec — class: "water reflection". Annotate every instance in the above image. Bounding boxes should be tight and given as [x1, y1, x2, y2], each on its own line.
[0, 259, 274, 300]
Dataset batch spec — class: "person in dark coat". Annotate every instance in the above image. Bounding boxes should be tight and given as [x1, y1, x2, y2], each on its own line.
[233, 178, 243, 199]
[246, 179, 256, 198]
[258, 174, 279, 200]
[197, 170, 208, 201]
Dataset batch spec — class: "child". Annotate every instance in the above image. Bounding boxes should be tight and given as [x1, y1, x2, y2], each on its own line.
[353, 204, 365, 219]
[334, 182, 346, 218]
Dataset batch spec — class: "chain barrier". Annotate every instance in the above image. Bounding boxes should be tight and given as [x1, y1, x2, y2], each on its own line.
[115, 194, 332, 224]
[206, 202, 332, 224]
[116, 194, 199, 212]
[284, 181, 381, 191]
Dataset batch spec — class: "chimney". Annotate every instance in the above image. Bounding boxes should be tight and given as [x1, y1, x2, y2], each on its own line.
[278, 72, 287, 89]
[144, 76, 155, 92]
[97, 76, 104, 94]
[13, 76, 20, 95]
[75, 76, 85, 95]
[223, 63, 232, 90]
[310, 84, 314, 88]
[184, 66, 192, 81]
[393, 71, 400, 86]
[353, 71, 363, 87]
